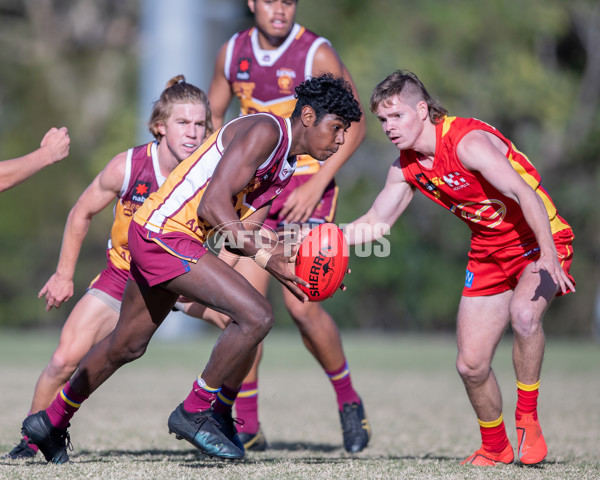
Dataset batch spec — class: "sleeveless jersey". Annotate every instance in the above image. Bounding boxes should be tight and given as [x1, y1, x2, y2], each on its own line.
[108, 142, 165, 270]
[224, 23, 330, 175]
[134, 113, 296, 244]
[399, 116, 571, 251]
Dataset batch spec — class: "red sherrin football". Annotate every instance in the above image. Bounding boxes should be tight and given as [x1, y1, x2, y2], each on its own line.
[295, 223, 349, 301]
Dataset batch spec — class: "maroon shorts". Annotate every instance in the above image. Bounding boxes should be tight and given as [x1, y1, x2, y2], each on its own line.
[128, 221, 209, 287]
[87, 255, 129, 301]
[463, 228, 575, 297]
[263, 175, 338, 230]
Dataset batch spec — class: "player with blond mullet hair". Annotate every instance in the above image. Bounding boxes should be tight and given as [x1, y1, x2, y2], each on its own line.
[345, 70, 575, 467]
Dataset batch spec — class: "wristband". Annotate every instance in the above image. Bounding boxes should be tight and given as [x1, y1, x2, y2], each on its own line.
[254, 248, 272, 269]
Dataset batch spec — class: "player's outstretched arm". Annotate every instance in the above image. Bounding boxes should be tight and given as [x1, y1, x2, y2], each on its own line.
[39, 152, 127, 310]
[0, 127, 70, 192]
[344, 160, 414, 246]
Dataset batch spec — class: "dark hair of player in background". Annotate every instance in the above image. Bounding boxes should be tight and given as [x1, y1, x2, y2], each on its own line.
[291, 74, 362, 126]
[370, 70, 448, 124]
[148, 74, 214, 141]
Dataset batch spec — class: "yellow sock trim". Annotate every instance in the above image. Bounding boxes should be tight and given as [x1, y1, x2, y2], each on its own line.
[478, 414, 503, 428]
[237, 389, 258, 398]
[60, 390, 81, 408]
[196, 375, 220, 393]
[516, 380, 540, 391]
[217, 391, 235, 406]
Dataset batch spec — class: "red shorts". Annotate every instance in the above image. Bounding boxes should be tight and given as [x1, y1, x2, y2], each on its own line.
[87, 254, 129, 301]
[463, 228, 575, 297]
[128, 221, 209, 287]
[263, 175, 338, 230]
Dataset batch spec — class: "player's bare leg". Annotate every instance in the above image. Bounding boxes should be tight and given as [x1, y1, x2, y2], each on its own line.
[282, 287, 345, 369]
[229, 259, 270, 449]
[281, 280, 370, 453]
[5, 294, 119, 460]
[25, 254, 275, 461]
[457, 292, 514, 465]
[509, 263, 557, 465]
[30, 294, 119, 413]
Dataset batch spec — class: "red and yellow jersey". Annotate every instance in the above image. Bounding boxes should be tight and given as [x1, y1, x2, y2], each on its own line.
[399, 116, 571, 251]
[134, 113, 296, 243]
[224, 23, 329, 175]
[108, 142, 165, 270]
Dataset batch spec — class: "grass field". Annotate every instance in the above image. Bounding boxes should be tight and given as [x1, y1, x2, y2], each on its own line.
[0, 328, 599, 479]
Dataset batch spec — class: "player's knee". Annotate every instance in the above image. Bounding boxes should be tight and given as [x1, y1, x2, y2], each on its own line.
[107, 339, 148, 366]
[47, 351, 79, 380]
[456, 355, 490, 385]
[510, 303, 542, 337]
[240, 299, 273, 340]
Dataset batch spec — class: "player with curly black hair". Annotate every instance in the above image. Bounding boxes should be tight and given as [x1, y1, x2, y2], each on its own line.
[21, 74, 362, 464]
[206, 0, 370, 455]
[291, 74, 362, 124]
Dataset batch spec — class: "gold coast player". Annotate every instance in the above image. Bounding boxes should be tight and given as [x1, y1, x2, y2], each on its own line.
[5, 76, 212, 460]
[21, 75, 362, 464]
[344, 70, 575, 467]
[207, 0, 370, 453]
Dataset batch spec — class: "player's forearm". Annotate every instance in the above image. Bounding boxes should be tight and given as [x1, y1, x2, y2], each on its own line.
[519, 190, 558, 257]
[343, 214, 391, 246]
[0, 148, 52, 192]
[55, 209, 93, 279]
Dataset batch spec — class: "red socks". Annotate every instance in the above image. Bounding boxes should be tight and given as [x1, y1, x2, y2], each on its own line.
[516, 380, 540, 420]
[478, 415, 510, 453]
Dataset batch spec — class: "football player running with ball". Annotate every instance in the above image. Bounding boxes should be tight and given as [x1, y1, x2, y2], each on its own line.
[344, 70, 575, 467]
[21, 74, 362, 464]
[206, 0, 370, 453]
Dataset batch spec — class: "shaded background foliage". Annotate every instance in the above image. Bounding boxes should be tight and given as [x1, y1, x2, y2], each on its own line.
[0, 0, 598, 335]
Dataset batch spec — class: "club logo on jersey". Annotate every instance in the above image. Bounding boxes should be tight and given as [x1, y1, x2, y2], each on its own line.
[465, 269, 474, 288]
[131, 181, 152, 203]
[237, 58, 252, 80]
[442, 172, 469, 190]
[232, 81, 256, 101]
[277, 68, 296, 94]
[415, 173, 441, 198]
[450, 199, 507, 228]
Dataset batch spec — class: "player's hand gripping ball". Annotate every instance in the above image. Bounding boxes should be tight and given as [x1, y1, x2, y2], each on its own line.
[295, 223, 349, 301]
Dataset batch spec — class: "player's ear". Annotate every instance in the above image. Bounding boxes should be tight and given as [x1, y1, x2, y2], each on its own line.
[301, 105, 316, 127]
[248, 0, 255, 14]
[416, 101, 428, 121]
[157, 123, 167, 137]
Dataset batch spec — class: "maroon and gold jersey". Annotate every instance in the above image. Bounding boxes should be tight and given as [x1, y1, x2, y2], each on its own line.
[134, 113, 296, 244]
[399, 116, 571, 252]
[108, 142, 165, 270]
[224, 23, 330, 175]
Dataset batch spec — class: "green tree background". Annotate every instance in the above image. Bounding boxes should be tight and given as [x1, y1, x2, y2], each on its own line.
[0, 0, 598, 335]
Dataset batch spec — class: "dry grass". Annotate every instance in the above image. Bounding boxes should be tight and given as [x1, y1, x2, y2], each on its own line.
[0, 329, 599, 479]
